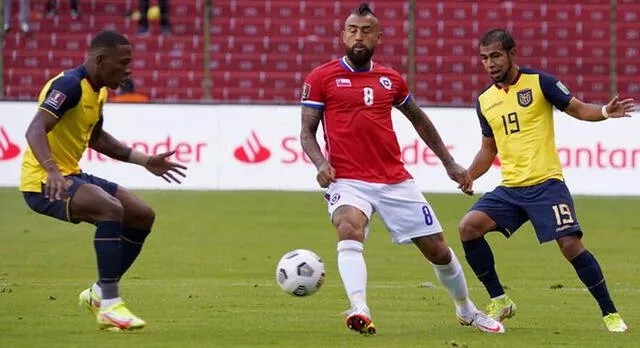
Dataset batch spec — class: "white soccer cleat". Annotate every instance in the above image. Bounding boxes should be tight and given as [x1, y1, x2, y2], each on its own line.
[458, 310, 505, 334]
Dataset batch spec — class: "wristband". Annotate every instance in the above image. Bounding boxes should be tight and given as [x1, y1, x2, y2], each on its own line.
[601, 105, 609, 119]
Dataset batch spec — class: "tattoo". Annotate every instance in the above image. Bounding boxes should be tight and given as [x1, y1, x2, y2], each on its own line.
[397, 100, 454, 165]
[300, 106, 326, 169]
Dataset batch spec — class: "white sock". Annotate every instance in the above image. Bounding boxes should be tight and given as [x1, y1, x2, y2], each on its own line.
[92, 282, 103, 297]
[100, 297, 123, 309]
[337, 240, 367, 309]
[432, 248, 476, 315]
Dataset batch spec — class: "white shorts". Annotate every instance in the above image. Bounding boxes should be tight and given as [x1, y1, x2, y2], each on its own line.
[325, 179, 443, 244]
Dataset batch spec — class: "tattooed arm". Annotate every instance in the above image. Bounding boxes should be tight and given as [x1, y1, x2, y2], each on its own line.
[396, 99, 472, 194]
[300, 105, 334, 188]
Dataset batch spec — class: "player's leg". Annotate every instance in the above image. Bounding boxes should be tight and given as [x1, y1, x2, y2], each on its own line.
[113, 186, 155, 279]
[137, 0, 150, 33]
[526, 179, 627, 332]
[4, 0, 11, 31]
[326, 181, 376, 335]
[375, 180, 503, 333]
[458, 187, 527, 321]
[69, 176, 145, 331]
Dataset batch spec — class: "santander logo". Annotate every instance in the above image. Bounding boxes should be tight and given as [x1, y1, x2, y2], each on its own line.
[234, 131, 271, 164]
[0, 126, 21, 161]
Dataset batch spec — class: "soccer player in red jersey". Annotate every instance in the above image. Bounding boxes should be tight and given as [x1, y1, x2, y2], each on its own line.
[300, 3, 504, 335]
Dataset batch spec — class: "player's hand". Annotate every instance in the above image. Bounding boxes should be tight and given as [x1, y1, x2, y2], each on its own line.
[605, 95, 637, 118]
[145, 150, 188, 184]
[316, 161, 336, 188]
[44, 170, 68, 201]
[444, 162, 473, 196]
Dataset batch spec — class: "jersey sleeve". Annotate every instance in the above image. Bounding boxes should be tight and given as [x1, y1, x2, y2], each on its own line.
[476, 100, 494, 137]
[39, 76, 82, 118]
[393, 74, 412, 107]
[538, 71, 573, 111]
[300, 69, 326, 110]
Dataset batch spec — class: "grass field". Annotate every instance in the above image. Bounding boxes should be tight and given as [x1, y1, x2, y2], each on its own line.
[1, 188, 640, 347]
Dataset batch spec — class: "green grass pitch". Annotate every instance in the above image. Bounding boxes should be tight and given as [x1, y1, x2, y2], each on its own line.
[1, 188, 639, 347]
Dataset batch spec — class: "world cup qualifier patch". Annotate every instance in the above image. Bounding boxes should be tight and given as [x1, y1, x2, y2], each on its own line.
[301, 83, 311, 101]
[44, 89, 67, 110]
[517, 88, 533, 107]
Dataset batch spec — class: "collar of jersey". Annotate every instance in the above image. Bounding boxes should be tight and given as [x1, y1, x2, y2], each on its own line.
[340, 56, 374, 73]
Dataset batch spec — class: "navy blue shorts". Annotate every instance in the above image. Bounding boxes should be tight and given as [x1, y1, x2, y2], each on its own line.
[22, 173, 118, 224]
[471, 179, 582, 243]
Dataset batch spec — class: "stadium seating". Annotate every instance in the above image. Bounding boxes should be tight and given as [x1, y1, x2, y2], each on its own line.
[1, 1, 627, 105]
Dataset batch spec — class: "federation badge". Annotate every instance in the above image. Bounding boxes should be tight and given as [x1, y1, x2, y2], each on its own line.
[517, 88, 533, 107]
[330, 193, 341, 205]
[379, 76, 392, 90]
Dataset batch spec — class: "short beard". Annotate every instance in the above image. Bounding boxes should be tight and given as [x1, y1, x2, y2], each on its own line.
[346, 46, 375, 67]
[493, 57, 513, 83]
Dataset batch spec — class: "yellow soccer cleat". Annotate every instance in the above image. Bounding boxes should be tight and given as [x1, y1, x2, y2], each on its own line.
[97, 302, 146, 331]
[486, 295, 517, 322]
[78, 287, 102, 316]
[603, 313, 628, 333]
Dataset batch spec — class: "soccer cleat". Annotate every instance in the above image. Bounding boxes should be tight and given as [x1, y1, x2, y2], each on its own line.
[603, 313, 628, 333]
[344, 306, 376, 335]
[486, 295, 517, 322]
[97, 302, 146, 331]
[78, 287, 102, 316]
[458, 310, 505, 333]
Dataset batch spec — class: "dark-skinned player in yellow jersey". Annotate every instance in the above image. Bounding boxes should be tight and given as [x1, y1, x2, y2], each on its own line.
[20, 30, 187, 331]
[459, 28, 635, 333]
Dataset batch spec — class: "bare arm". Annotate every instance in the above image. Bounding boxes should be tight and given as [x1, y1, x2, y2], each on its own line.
[300, 105, 334, 187]
[468, 136, 498, 181]
[89, 120, 187, 183]
[89, 120, 133, 162]
[25, 110, 61, 174]
[300, 106, 326, 169]
[396, 99, 455, 166]
[396, 99, 471, 192]
[564, 96, 636, 122]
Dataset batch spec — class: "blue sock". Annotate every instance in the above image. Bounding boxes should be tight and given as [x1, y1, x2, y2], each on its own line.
[94, 221, 122, 299]
[462, 237, 505, 298]
[570, 250, 617, 316]
[119, 227, 151, 278]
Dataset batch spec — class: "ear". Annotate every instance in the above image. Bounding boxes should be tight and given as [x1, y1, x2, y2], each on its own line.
[341, 29, 347, 45]
[508, 47, 518, 59]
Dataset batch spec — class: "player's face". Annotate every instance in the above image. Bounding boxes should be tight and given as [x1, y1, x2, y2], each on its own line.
[97, 44, 133, 89]
[479, 42, 516, 83]
[342, 14, 381, 66]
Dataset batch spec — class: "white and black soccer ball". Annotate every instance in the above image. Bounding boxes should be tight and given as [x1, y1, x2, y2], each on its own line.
[275, 249, 326, 296]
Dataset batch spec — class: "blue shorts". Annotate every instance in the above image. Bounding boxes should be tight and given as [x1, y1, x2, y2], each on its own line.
[471, 179, 582, 243]
[22, 173, 118, 224]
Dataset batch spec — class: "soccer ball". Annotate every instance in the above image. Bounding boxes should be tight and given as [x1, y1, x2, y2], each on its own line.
[275, 249, 326, 296]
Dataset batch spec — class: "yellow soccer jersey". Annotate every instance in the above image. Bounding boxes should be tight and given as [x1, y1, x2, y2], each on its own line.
[476, 68, 574, 187]
[20, 65, 108, 192]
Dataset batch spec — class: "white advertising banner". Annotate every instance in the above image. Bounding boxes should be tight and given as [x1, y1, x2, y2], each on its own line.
[1, 102, 638, 195]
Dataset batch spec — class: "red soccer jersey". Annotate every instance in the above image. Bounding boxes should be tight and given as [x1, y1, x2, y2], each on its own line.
[301, 57, 412, 184]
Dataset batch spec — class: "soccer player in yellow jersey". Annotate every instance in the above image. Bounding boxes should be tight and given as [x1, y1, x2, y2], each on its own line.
[20, 30, 187, 331]
[458, 29, 635, 333]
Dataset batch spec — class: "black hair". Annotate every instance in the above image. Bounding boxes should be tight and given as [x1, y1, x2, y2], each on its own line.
[352, 2, 377, 17]
[479, 28, 516, 51]
[90, 30, 130, 50]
